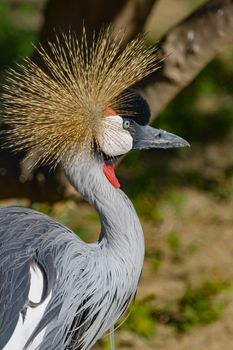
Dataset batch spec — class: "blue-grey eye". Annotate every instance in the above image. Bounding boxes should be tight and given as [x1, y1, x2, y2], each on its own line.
[123, 120, 131, 129]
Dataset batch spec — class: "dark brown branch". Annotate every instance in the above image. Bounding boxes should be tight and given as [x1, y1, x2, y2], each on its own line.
[34, 0, 157, 61]
[0, 149, 78, 202]
[141, 0, 233, 118]
[111, 0, 158, 43]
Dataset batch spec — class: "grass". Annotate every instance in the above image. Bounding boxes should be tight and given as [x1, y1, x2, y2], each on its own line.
[122, 280, 231, 340]
[133, 194, 163, 223]
[146, 249, 164, 272]
[166, 231, 181, 257]
[123, 297, 156, 338]
[171, 280, 231, 332]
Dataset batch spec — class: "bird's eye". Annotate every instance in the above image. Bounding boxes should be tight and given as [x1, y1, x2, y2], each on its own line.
[123, 120, 131, 129]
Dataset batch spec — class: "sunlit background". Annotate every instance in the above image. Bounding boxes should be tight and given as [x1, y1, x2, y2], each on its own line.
[0, 1, 233, 349]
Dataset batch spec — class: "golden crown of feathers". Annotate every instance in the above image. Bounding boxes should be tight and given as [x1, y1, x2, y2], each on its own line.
[1, 27, 160, 167]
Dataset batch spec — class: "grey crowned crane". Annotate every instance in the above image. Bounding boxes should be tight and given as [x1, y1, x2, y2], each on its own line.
[0, 28, 189, 350]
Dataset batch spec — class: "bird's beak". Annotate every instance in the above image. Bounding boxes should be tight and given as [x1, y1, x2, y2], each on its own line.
[132, 125, 190, 150]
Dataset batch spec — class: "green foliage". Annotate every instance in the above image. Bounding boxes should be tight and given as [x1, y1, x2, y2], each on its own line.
[164, 189, 186, 217]
[176, 280, 230, 332]
[133, 194, 163, 223]
[0, 3, 37, 71]
[124, 297, 156, 338]
[166, 231, 181, 258]
[146, 249, 164, 272]
[120, 280, 229, 339]
[158, 280, 231, 333]
[123, 280, 230, 339]
[99, 336, 118, 350]
[166, 231, 197, 262]
[31, 202, 53, 215]
[187, 243, 198, 255]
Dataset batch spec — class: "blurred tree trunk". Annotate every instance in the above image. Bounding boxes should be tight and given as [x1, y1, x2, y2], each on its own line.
[0, 0, 233, 202]
[33, 0, 158, 66]
[142, 0, 233, 118]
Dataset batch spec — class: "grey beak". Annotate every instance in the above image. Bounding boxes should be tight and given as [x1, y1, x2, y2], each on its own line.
[132, 125, 190, 150]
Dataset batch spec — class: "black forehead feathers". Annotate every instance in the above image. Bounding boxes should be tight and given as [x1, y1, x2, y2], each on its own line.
[122, 90, 151, 125]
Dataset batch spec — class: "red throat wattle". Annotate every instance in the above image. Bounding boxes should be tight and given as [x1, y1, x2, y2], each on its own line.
[103, 162, 120, 189]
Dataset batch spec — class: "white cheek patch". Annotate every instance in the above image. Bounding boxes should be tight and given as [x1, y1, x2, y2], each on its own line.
[98, 115, 133, 156]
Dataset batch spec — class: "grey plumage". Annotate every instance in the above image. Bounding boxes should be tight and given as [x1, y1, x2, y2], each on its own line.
[0, 157, 144, 350]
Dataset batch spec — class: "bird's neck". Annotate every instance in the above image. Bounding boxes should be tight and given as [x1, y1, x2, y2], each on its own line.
[63, 157, 144, 259]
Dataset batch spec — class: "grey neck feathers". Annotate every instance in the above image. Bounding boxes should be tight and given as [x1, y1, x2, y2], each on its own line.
[63, 156, 145, 260]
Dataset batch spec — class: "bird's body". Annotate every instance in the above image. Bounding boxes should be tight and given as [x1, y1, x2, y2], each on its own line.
[0, 27, 189, 349]
[0, 158, 144, 350]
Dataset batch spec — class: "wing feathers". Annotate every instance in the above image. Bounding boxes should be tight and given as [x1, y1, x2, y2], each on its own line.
[4, 263, 52, 350]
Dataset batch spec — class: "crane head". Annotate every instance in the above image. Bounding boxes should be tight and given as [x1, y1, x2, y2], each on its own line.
[2, 26, 189, 179]
[97, 90, 189, 188]
[98, 90, 189, 158]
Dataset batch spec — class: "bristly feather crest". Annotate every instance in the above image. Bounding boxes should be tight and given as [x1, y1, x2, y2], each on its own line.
[1, 26, 160, 167]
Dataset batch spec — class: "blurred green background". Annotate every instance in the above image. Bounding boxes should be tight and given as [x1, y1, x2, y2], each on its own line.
[0, 1, 233, 349]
